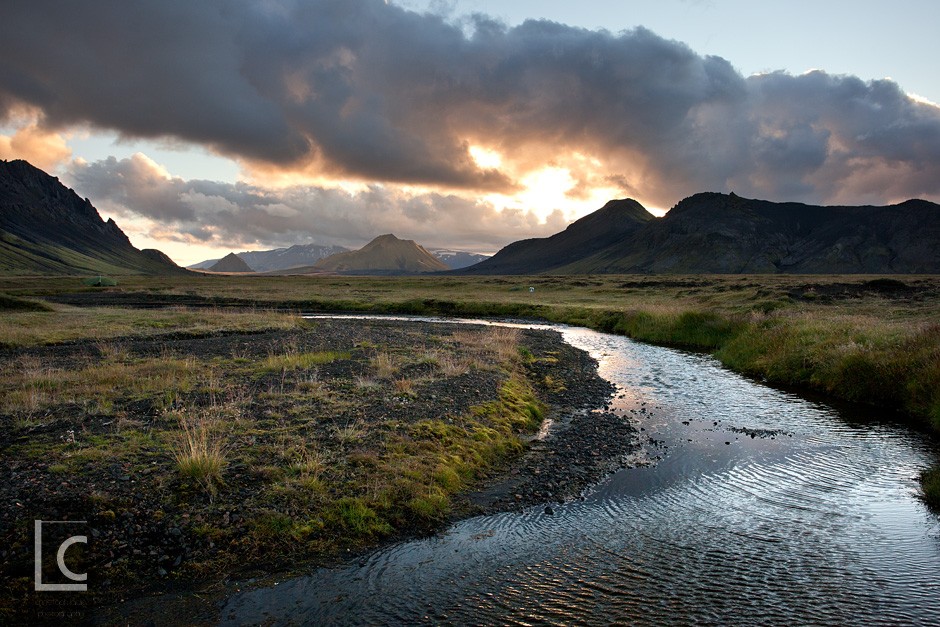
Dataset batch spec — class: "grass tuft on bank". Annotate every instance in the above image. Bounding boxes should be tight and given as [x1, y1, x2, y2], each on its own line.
[172, 411, 227, 495]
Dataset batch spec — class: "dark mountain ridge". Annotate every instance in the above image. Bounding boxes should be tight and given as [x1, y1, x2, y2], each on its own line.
[465, 192, 940, 274]
[0, 159, 185, 275]
[463, 199, 654, 274]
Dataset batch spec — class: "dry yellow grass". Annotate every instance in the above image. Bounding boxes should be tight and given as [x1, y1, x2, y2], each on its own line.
[371, 351, 397, 378]
[435, 352, 470, 377]
[171, 410, 228, 495]
[394, 377, 416, 396]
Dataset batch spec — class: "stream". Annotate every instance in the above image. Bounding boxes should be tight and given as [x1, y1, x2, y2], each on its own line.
[220, 318, 940, 626]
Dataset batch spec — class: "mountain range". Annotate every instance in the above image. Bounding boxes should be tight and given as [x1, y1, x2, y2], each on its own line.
[195, 235, 454, 275]
[464, 193, 940, 274]
[3, 159, 939, 277]
[465, 199, 654, 274]
[0, 159, 183, 275]
[426, 249, 491, 270]
[189, 243, 351, 272]
[190, 244, 487, 272]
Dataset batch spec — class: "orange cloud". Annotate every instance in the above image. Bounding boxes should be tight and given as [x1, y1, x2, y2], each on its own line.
[0, 122, 71, 171]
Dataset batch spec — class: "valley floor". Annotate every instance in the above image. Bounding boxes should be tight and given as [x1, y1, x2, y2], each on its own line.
[1, 273, 938, 621]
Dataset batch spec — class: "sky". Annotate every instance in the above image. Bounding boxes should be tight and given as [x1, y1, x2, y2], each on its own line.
[1, 0, 939, 265]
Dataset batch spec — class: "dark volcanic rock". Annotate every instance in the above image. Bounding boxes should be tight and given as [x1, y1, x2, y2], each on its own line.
[457, 328, 637, 514]
[577, 192, 940, 274]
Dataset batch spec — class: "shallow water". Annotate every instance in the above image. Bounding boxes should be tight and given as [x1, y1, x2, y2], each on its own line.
[220, 318, 940, 626]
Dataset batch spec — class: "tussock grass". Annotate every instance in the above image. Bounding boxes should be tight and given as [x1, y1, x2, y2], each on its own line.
[172, 411, 227, 495]
[0, 354, 200, 414]
[333, 419, 366, 444]
[371, 351, 397, 378]
[436, 352, 470, 377]
[393, 377, 416, 397]
[482, 326, 522, 362]
[451, 326, 521, 366]
[273, 434, 325, 478]
[355, 375, 380, 389]
[95, 341, 130, 361]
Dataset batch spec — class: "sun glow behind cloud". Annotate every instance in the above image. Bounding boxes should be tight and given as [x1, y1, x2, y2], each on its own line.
[467, 144, 630, 223]
[468, 145, 503, 170]
[516, 166, 576, 218]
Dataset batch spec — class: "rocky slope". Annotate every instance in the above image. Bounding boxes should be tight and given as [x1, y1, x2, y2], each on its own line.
[0, 159, 184, 275]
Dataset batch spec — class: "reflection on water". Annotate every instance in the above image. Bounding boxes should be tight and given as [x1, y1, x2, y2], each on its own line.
[221, 319, 940, 626]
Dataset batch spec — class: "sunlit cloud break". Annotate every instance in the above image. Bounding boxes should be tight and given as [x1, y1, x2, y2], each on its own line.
[68, 153, 568, 253]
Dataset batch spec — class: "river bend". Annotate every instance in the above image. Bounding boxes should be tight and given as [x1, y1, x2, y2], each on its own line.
[220, 319, 940, 626]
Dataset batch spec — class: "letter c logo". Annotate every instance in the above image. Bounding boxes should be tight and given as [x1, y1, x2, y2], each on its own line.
[56, 535, 88, 582]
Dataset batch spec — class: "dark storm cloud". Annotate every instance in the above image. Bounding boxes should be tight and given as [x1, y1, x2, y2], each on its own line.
[4, 0, 940, 205]
[67, 154, 565, 250]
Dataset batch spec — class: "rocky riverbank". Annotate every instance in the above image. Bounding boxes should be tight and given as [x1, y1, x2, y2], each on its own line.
[456, 330, 637, 516]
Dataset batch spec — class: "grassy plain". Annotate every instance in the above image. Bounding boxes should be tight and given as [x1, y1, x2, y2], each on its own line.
[8, 272, 939, 503]
[0, 272, 938, 605]
[4, 272, 937, 431]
